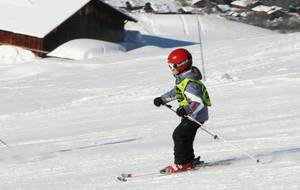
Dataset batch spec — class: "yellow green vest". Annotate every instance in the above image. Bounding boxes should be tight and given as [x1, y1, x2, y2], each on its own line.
[175, 78, 211, 107]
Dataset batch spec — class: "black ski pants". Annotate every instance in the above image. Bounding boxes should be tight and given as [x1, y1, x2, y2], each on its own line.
[173, 118, 200, 164]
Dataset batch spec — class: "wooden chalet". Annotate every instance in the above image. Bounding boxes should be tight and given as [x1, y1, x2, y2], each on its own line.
[144, 2, 158, 13]
[251, 5, 285, 20]
[192, 0, 221, 8]
[125, 1, 144, 11]
[178, 7, 194, 14]
[192, 0, 208, 8]
[0, 0, 137, 55]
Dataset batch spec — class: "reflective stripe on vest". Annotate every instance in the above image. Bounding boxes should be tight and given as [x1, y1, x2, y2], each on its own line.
[175, 78, 211, 107]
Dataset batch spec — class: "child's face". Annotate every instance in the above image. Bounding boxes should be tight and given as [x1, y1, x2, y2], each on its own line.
[171, 69, 179, 76]
[168, 63, 179, 76]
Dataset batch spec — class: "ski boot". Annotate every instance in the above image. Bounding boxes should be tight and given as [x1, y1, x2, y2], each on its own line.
[192, 156, 206, 169]
[160, 162, 193, 174]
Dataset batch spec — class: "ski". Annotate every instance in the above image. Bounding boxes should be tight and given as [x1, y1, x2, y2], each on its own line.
[117, 165, 208, 182]
[117, 157, 233, 182]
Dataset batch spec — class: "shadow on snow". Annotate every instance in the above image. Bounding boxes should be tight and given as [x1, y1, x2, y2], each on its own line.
[124, 34, 197, 51]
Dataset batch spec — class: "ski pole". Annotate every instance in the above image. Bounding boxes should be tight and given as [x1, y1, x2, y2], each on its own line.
[164, 104, 260, 163]
[0, 138, 8, 147]
[197, 15, 206, 81]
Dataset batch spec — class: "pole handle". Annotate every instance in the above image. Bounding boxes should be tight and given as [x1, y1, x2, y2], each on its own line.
[164, 104, 218, 139]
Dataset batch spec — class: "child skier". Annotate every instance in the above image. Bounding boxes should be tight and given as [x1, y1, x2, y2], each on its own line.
[153, 48, 211, 174]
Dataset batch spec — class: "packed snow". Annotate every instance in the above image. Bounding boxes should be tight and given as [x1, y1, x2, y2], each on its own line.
[48, 39, 126, 60]
[0, 13, 300, 190]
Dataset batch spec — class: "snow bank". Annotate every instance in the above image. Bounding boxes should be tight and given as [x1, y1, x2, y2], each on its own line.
[0, 45, 36, 64]
[47, 39, 126, 60]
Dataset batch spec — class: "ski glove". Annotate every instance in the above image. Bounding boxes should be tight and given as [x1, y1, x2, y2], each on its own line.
[176, 107, 187, 117]
[153, 97, 164, 107]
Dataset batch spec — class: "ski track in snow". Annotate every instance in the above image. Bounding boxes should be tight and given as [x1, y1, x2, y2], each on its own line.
[0, 13, 300, 190]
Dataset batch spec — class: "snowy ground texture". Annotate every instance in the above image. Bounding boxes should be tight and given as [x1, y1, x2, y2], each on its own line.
[0, 14, 300, 190]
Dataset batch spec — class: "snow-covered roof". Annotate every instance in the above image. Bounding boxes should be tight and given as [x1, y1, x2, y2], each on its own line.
[192, 0, 204, 4]
[0, 0, 90, 38]
[231, 0, 252, 8]
[101, 1, 138, 22]
[251, 5, 282, 14]
[0, 0, 137, 38]
[178, 7, 194, 13]
[156, 3, 178, 13]
[217, 4, 231, 13]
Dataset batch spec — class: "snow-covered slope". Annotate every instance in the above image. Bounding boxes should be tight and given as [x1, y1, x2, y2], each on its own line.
[0, 14, 299, 190]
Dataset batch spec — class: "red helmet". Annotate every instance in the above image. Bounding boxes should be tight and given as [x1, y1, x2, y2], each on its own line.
[167, 48, 192, 74]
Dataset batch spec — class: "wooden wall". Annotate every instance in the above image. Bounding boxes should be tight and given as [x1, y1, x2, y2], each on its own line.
[0, 31, 43, 52]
